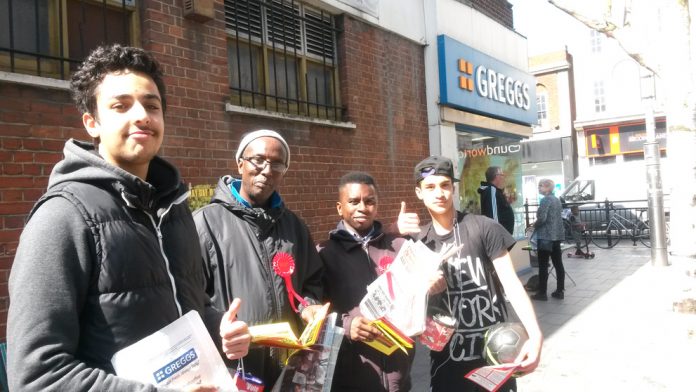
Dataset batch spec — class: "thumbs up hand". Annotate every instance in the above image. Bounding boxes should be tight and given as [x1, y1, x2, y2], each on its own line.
[397, 201, 421, 235]
[220, 298, 251, 360]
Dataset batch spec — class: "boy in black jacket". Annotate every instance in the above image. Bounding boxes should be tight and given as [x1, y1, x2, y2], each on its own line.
[8, 45, 250, 392]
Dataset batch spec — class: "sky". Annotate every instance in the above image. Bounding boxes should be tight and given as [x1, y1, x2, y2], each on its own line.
[508, 0, 588, 56]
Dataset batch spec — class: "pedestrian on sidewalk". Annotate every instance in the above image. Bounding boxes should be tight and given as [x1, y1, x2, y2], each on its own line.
[478, 166, 515, 234]
[404, 156, 542, 392]
[531, 179, 566, 301]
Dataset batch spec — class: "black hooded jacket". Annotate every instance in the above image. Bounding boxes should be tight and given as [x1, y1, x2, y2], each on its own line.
[193, 175, 323, 386]
[317, 221, 412, 391]
[8, 139, 217, 391]
[477, 181, 515, 234]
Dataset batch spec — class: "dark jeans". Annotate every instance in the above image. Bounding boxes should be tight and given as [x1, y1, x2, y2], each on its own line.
[537, 240, 564, 294]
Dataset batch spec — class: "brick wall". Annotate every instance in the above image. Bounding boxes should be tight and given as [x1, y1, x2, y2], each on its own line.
[332, 15, 431, 228]
[469, 0, 513, 29]
[141, 1, 431, 238]
[0, 0, 429, 339]
[0, 82, 84, 339]
[530, 50, 575, 131]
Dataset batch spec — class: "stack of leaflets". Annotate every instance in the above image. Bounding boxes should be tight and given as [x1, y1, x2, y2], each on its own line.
[364, 317, 414, 355]
[248, 303, 330, 350]
[358, 240, 461, 355]
[271, 312, 344, 392]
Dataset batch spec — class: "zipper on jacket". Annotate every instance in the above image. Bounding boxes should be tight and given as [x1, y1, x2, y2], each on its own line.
[261, 240, 282, 321]
[145, 192, 189, 318]
[363, 242, 378, 280]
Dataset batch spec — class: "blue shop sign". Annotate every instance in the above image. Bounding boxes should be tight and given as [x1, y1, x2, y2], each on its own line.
[438, 35, 537, 125]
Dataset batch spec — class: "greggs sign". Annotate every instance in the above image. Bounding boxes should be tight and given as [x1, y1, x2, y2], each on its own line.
[437, 35, 537, 125]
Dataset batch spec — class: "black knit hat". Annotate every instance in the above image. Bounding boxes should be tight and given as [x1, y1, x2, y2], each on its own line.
[414, 155, 459, 184]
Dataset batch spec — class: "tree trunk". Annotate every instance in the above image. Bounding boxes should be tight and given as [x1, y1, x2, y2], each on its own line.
[658, 2, 696, 257]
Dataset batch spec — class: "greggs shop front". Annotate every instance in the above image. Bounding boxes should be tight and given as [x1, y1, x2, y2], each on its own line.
[435, 34, 538, 271]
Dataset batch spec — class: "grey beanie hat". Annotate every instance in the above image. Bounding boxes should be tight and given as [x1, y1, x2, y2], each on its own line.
[235, 129, 290, 168]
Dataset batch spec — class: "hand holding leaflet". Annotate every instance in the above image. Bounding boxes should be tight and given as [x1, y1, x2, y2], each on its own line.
[248, 303, 330, 350]
[359, 240, 463, 339]
[111, 310, 237, 391]
[363, 317, 414, 356]
[464, 363, 520, 392]
[271, 312, 344, 392]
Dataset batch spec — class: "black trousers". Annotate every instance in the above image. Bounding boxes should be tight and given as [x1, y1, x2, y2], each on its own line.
[537, 240, 564, 294]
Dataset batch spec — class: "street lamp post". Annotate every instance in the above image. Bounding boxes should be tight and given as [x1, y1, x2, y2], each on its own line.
[641, 72, 669, 266]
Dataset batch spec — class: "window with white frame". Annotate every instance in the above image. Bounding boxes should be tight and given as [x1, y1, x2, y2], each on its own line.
[0, 0, 136, 80]
[536, 92, 548, 125]
[593, 80, 606, 113]
[590, 29, 602, 53]
[225, 0, 340, 120]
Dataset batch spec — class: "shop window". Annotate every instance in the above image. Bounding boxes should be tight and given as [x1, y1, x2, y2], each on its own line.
[225, 0, 340, 120]
[0, 0, 136, 80]
[536, 92, 547, 125]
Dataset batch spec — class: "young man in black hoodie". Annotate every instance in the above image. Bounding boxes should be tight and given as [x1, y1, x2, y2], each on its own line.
[478, 166, 515, 234]
[7, 44, 250, 392]
[318, 172, 445, 391]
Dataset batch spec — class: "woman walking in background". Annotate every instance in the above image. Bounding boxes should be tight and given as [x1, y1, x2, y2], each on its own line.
[531, 179, 566, 301]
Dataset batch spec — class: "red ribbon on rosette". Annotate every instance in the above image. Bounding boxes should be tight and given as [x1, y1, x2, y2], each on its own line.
[377, 256, 395, 300]
[377, 256, 393, 275]
[272, 252, 309, 313]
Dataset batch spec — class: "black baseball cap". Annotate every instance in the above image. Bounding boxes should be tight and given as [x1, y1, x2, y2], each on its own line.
[414, 155, 459, 184]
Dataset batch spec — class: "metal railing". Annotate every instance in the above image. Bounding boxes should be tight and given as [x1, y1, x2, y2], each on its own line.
[524, 198, 669, 249]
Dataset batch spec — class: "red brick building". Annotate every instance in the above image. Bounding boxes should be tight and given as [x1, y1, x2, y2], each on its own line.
[0, 0, 432, 340]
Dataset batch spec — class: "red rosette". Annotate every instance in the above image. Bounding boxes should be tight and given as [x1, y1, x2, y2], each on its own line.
[272, 251, 296, 277]
[272, 252, 309, 312]
[377, 256, 394, 275]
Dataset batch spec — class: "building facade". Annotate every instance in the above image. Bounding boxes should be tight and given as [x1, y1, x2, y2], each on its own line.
[568, 25, 667, 202]
[422, 0, 536, 244]
[0, 0, 430, 341]
[0, 0, 524, 340]
[523, 48, 577, 204]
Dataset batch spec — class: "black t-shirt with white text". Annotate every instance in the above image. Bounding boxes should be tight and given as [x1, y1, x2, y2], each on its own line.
[420, 211, 516, 390]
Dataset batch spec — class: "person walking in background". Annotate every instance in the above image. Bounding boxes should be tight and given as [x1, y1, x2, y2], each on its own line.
[530, 179, 566, 301]
[478, 166, 515, 234]
[410, 156, 542, 392]
[193, 130, 324, 388]
[7, 44, 250, 391]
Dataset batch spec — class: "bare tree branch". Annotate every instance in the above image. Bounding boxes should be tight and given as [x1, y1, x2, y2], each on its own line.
[548, 0, 659, 74]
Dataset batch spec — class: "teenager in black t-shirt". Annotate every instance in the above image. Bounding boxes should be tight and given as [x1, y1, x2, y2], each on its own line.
[400, 156, 543, 392]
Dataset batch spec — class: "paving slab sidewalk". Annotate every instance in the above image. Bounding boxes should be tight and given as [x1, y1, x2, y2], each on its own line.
[410, 244, 696, 391]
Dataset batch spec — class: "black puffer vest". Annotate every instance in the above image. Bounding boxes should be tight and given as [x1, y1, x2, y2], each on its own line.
[29, 140, 208, 372]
